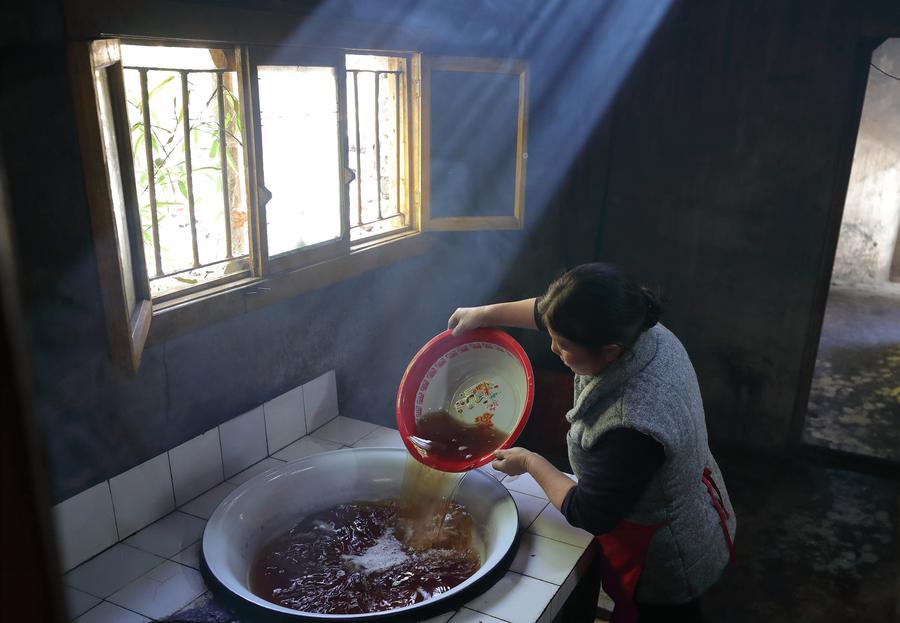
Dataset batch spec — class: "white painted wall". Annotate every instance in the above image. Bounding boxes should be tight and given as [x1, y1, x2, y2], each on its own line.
[833, 39, 900, 284]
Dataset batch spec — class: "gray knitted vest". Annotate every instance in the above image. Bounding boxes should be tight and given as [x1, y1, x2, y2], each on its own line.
[566, 323, 736, 604]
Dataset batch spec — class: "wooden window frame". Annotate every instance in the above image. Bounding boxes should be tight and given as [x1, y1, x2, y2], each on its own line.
[69, 39, 152, 374]
[346, 50, 419, 244]
[118, 40, 255, 305]
[421, 56, 529, 231]
[71, 36, 529, 358]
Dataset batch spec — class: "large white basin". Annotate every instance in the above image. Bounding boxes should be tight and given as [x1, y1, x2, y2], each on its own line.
[201, 447, 520, 621]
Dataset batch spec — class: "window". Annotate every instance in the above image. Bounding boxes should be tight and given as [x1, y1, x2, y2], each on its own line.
[346, 54, 411, 241]
[120, 44, 250, 300]
[71, 38, 527, 371]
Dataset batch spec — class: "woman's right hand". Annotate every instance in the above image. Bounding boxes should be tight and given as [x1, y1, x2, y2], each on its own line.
[447, 306, 489, 336]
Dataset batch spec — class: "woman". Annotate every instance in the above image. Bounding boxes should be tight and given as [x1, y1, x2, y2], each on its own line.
[448, 263, 735, 623]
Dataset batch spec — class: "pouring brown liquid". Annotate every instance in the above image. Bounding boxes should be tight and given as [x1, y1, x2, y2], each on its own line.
[247, 407, 509, 614]
[410, 409, 509, 464]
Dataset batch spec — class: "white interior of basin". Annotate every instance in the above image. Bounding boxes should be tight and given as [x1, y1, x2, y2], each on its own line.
[203, 447, 518, 620]
[417, 343, 527, 435]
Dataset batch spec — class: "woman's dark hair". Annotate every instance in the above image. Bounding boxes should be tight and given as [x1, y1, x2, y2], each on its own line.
[537, 263, 662, 350]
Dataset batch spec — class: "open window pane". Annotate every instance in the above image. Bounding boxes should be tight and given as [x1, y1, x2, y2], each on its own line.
[424, 57, 528, 230]
[346, 54, 409, 241]
[95, 68, 137, 313]
[121, 44, 250, 300]
[430, 71, 519, 218]
[257, 65, 342, 257]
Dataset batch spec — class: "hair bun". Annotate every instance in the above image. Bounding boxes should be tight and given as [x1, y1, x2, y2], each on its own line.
[639, 286, 662, 329]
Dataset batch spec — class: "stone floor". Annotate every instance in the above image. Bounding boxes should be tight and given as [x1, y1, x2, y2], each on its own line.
[802, 280, 900, 463]
[700, 448, 899, 623]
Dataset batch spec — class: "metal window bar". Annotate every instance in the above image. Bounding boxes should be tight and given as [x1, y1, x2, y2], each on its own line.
[347, 67, 406, 230]
[139, 69, 163, 277]
[130, 66, 240, 281]
[395, 71, 400, 220]
[352, 70, 363, 228]
[180, 71, 200, 268]
[374, 71, 382, 221]
[217, 72, 233, 258]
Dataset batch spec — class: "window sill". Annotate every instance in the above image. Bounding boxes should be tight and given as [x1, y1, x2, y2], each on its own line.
[147, 231, 430, 345]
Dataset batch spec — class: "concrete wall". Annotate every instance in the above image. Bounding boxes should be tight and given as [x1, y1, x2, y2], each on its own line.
[596, 1, 868, 450]
[833, 38, 900, 284]
[2, 0, 656, 502]
[3, 0, 887, 502]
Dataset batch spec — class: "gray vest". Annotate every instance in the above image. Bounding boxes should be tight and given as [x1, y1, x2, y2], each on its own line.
[566, 323, 736, 604]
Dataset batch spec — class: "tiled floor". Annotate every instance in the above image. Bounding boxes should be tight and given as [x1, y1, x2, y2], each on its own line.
[62, 437, 333, 621]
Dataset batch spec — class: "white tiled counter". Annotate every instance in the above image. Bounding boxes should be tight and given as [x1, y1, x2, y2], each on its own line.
[57, 406, 599, 623]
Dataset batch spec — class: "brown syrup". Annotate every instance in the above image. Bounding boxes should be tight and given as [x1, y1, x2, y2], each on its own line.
[249, 498, 480, 614]
[411, 409, 508, 463]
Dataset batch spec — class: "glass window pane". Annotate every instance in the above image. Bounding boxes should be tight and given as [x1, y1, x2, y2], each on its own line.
[257, 65, 342, 257]
[121, 44, 225, 71]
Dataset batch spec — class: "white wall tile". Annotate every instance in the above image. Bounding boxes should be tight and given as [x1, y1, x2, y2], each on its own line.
[169, 430, 224, 506]
[219, 406, 268, 478]
[536, 604, 553, 623]
[64, 586, 101, 619]
[174, 591, 214, 616]
[63, 544, 163, 598]
[449, 608, 507, 622]
[264, 386, 306, 452]
[310, 415, 377, 446]
[107, 560, 206, 620]
[303, 370, 339, 433]
[53, 481, 118, 572]
[509, 490, 549, 532]
[351, 425, 405, 449]
[272, 436, 342, 462]
[463, 571, 557, 623]
[226, 457, 285, 485]
[109, 453, 175, 538]
[172, 541, 201, 570]
[478, 463, 507, 482]
[74, 601, 150, 623]
[510, 533, 583, 585]
[503, 473, 548, 500]
[179, 482, 237, 520]
[124, 511, 205, 558]
[528, 504, 594, 549]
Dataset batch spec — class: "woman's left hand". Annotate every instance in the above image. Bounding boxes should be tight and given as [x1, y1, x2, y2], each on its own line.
[492, 447, 534, 476]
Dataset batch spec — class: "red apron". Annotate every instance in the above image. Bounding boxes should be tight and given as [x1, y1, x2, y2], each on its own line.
[596, 467, 736, 623]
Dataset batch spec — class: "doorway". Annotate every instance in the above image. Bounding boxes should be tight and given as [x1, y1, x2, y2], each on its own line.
[802, 38, 900, 465]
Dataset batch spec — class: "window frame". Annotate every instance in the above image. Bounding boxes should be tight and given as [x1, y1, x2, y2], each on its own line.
[421, 56, 529, 231]
[69, 39, 153, 374]
[118, 39, 255, 304]
[246, 45, 353, 275]
[72, 35, 527, 357]
[345, 50, 418, 244]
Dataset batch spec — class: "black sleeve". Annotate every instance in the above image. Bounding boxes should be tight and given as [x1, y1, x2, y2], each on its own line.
[534, 296, 546, 332]
[561, 428, 665, 535]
